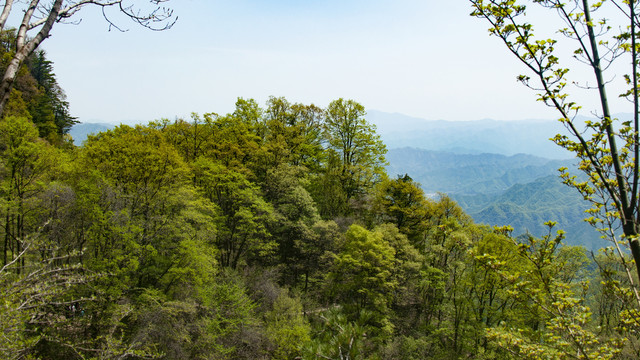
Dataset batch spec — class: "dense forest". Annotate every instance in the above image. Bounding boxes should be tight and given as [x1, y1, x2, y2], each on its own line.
[0, 44, 639, 360]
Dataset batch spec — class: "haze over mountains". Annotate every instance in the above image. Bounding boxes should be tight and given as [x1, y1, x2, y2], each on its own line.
[367, 110, 574, 160]
[70, 110, 609, 250]
[366, 110, 607, 250]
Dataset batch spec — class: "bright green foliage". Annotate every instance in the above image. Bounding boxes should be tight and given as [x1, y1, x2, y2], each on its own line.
[193, 157, 275, 268]
[470, 0, 640, 309]
[328, 224, 397, 339]
[58, 124, 236, 358]
[415, 196, 485, 356]
[470, 1, 640, 356]
[372, 174, 431, 242]
[0, 116, 57, 270]
[3, 89, 32, 120]
[590, 248, 640, 353]
[4, 68, 634, 358]
[151, 112, 218, 164]
[79, 124, 190, 277]
[81, 124, 187, 202]
[153, 188, 219, 298]
[265, 289, 311, 359]
[289, 102, 326, 172]
[476, 224, 625, 359]
[262, 96, 324, 171]
[210, 100, 265, 176]
[194, 271, 261, 359]
[468, 231, 522, 331]
[319, 98, 387, 217]
[374, 223, 425, 324]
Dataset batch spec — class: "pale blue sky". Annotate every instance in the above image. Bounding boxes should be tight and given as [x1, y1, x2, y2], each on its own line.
[35, 1, 620, 124]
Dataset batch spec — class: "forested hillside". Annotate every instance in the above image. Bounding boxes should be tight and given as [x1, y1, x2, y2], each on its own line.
[2, 0, 639, 358]
[384, 147, 604, 249]
[73, 120, 604, 250]
[3, 85, 639, 358]
[457, 176, 607, 250]
[1, 13, 638, 358]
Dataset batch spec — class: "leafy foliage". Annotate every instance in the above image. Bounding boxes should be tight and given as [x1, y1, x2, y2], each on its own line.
[2, 51, 637, 358]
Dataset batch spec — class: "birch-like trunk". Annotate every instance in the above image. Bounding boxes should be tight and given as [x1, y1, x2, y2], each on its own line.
[0, 0, 63, 116]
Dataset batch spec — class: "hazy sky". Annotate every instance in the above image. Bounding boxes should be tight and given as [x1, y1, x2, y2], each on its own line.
[35, 1, 626, 123]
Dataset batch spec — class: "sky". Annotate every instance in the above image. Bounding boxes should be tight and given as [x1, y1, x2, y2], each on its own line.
[31, 0, 630, 124]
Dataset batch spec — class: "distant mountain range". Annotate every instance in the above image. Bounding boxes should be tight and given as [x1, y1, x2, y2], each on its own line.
[385, 148, 574, 195]
[69, 123, 114, 145]
[367, 110, 574, 159]
[369, 108, 618, 250]
[368, 110, 633, 160]
[386, 147, 604, 250]
[457, 175, 607, 250]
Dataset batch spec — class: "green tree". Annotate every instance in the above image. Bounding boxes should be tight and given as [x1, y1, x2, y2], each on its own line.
[0, 1, 175, 116]
[300, 219, 343, 293]
[261, 96, 325, 173]
[418, 196, 481, 357]
[327, 224, 397, 339]
[27, 49, 76, 141]
[205, 99, 265, 177]
[374, 223, 425, 330]
[320, 99, 387, 217]
[470, 0, 640, 305]
[372, 174, 431, 242]
[264, 289, 311, 359]
[0, 33, 72, 144]
[468, 231, 522, 333]
[290, 102, 326, 172]
[0, 116, 55, 271]
[475, 224, 625, 359]
[81, 125, 189, 237]
[193, 157, 275, 268]
[150, 113, 218, 166]
[262, 164, 321, 285]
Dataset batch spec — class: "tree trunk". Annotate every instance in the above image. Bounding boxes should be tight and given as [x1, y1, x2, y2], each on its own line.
[0, 0, 63, 116]
[0, 0, 15, 31]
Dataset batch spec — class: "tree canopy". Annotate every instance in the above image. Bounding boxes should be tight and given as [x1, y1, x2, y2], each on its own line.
[2, 3, 640, 356]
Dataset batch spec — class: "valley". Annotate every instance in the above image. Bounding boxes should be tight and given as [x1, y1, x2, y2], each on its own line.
[370, 111, 607, 250]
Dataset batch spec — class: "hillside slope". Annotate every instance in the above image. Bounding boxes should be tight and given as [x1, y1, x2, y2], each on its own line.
[455, 176, 606, 250]
[385, 148, 603, 250]
[69, 123, 115, 145]
[368, 110, 573, 159]
[386, 148, 573, 195]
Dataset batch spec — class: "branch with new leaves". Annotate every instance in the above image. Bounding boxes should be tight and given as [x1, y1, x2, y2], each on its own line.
[470, 0, 640, 301]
